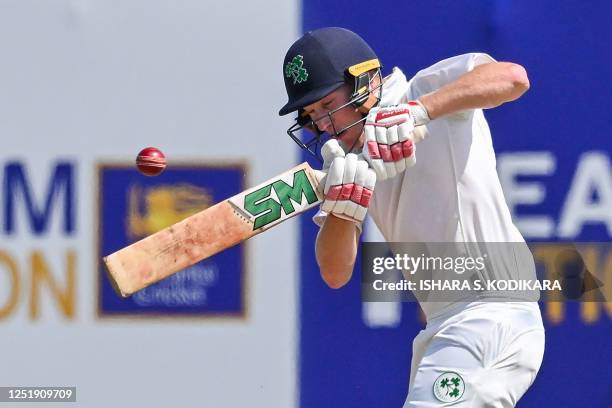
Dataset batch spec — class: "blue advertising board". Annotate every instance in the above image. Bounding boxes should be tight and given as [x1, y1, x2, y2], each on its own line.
[98, 164, 246, 317]
[299, 1, 611, 407]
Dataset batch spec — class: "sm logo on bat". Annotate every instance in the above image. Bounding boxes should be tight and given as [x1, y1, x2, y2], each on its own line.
[235, 168, 322, 230]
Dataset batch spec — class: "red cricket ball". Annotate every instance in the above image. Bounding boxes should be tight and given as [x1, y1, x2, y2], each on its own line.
[136, 147, 166, 176]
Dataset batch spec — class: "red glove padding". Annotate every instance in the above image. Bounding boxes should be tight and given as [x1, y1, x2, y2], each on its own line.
[362, 102, 429, 180]
[320, 139, 376, 223]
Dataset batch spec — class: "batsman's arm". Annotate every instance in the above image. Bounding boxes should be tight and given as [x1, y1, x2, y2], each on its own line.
[315, 214, 360, 289]
[419, 62, 529, 120]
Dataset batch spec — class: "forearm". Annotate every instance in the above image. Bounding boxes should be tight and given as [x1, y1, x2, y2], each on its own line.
[419, 62, 530, 120]
[315, 214, 360, 288]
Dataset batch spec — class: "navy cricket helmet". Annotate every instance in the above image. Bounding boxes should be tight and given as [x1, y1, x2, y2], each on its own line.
[279, 27, 382, 159]
[279, 27, 380, 115]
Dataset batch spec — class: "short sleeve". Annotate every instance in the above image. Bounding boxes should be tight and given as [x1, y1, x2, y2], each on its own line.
[409, 53, 496, 97]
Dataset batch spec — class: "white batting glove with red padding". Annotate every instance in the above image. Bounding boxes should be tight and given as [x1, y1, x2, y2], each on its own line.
[320, 139, 376, 224]
[362, 101, 429, 181]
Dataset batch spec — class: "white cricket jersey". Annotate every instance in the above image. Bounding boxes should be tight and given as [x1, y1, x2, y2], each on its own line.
[315, 53, 536, 319]
[369, 53, 524, 244]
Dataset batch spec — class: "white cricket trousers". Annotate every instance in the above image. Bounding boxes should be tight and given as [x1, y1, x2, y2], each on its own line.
[403, 302, 545, 407]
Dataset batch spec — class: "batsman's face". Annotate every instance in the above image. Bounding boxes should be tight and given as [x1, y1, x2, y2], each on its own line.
[302, 85, 365, 153]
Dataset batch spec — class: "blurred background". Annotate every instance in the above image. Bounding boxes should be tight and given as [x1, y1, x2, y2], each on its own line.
[0, 0, 610, 407]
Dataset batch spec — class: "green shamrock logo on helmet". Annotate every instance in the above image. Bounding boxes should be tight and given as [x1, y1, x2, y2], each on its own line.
[285, 55, 309, 85]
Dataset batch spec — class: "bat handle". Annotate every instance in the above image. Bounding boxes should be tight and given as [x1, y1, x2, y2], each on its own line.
[313, 169, 326, 183]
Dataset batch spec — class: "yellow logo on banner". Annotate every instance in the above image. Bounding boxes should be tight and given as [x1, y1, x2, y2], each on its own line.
[127, 184, 212, 238]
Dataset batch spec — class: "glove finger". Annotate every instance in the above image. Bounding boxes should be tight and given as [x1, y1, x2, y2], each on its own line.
[411, 125, 428, 144]
[375, 126, 392, 163]
[324, 156, 345, 195]
[349, 160, 368, 207]
[353, 159, 369, 187]
[321, 139, 345, 170]
[344, 201, 359, 219]
[375, 125, 388, 145]
[398, 122, 415, 142]
[396, 153, 406, 174]
[354, 168, 376, 222]
[334, 200, 349, 215]
[401, 139, 414, 158]
[387, 126, 406, 174]
[363, 168, 376, 192]
[343, 153, 358, 185]
[321, 198, 335, 214]
[372, 159, 387, 180]
[363, 126, 386, 179]
[387, 126, 400, 160]
[364, 124, 380, 160]
[384, 160, 396, 179]
[405, 155, 416, 168]
[399, 123, 416, 170]
[405, 142, 416, 168]
[375, 126, 395, 178]
[321, 157, 339, 212]
[353, 206, 367, 223]
[333, 154, 357, 215]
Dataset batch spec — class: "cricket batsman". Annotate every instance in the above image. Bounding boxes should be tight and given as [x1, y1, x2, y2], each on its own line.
[279, 27, 545, 407]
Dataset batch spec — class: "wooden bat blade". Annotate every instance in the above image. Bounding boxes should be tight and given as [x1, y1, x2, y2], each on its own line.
[104, 162, 324, 297]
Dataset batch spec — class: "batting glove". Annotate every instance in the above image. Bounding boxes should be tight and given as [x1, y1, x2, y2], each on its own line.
[320, 139, 376, 224]
[362, 101, 430, 181]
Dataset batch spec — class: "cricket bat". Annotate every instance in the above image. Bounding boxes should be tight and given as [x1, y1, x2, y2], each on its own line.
[104, 162, 325, 297]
